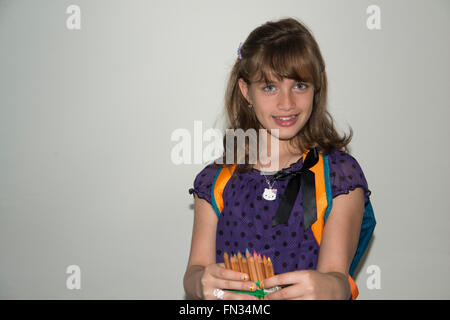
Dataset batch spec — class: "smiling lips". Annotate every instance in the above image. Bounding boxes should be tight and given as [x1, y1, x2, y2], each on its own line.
[272, 114, 299, 127]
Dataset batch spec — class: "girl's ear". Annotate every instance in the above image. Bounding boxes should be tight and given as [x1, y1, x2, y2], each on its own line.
[238, 78, 252, 105]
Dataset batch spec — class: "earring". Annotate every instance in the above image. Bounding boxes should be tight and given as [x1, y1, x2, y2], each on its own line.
[248, 104, 253, 108]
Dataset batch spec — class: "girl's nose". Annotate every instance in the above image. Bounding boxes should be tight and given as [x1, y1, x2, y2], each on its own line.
[277, 89, 295, 111]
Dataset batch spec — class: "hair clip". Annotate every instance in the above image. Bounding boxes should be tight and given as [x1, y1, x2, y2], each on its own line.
[237, 21, 271, 60]
[237, 42, 243, 60]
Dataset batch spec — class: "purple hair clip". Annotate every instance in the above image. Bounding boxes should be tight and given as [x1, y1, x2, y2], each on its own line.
[237, 21, 270, 60]
[237, 42, 243, 60]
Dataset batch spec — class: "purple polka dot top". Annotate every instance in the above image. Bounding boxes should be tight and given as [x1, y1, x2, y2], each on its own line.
[188, 148, 372, 276]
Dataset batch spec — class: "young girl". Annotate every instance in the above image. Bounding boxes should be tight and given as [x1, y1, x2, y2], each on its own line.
[183, 18, 373, 300]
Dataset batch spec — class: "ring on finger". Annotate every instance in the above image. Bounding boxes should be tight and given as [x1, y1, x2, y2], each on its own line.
[213, 288, 225, 300]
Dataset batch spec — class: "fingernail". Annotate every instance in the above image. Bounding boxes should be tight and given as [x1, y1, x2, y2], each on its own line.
[242, 274, 249, 281]
[249, 284, 256, 291]
[259, 282, 264, 289]
[264, 296, 269, 300]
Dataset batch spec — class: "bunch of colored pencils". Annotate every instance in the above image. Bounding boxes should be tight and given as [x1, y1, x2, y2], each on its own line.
[223, 249, 274, 283]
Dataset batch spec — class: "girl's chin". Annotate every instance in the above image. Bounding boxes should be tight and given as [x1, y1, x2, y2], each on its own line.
[267, 132, 298, 142]
[267, 127, 300, 140]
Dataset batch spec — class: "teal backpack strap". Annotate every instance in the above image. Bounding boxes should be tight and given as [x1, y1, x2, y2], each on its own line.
[211, 168, 223, 219]
[350, 201, 376, 277]
[323, 154, 333, 222]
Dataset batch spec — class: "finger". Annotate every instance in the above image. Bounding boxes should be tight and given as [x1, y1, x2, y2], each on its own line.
[261, 271, 303, 289]
[216, 278, 260, 292]
[223, 290, 260, 300]
[210, 264, 250, 281]
[266, 283, 306, 300]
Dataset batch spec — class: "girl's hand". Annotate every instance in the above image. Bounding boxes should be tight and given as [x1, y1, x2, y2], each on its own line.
[261, 270, 349, 300]
[200, 263, 260, 300]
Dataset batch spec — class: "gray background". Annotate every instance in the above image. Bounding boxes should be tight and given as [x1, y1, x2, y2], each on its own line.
[0, 0, 449, 299]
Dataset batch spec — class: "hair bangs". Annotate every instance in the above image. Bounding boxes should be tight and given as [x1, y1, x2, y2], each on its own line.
[250, 38, 318, 87]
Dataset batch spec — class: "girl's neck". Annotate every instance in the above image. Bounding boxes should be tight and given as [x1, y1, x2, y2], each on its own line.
[255, 133, 302, 171]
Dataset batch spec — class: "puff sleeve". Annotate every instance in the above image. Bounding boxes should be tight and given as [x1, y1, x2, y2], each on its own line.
[328, 149, 372, 206]
[188, 162, 220, 205]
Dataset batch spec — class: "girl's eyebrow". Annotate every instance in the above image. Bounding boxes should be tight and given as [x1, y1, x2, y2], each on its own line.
[254, 79, 280, 84]
[256, 78, 308, 84]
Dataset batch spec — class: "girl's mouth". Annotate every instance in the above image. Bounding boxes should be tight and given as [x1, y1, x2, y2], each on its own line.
[272, 114, 299, 127]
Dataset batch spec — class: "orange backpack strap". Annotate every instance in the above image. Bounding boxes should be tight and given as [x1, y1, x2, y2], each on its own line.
[349, 276, 359, 300]
[305, 150, 327, 246]
[211, 165, 237, 218]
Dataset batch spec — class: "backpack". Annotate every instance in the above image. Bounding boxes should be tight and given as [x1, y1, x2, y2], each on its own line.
[209, 149, 376, 299]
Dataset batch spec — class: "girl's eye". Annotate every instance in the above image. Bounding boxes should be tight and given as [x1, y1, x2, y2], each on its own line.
[295, 83, 308, 90]
[263, 85, 276, 92]
[262, 83, 308, 92]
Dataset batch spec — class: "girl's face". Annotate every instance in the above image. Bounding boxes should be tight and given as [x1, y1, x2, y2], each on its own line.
[238, 76, 315, 142]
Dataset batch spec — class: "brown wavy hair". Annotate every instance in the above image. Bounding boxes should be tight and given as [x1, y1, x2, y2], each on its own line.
[212, 17, 352, 173]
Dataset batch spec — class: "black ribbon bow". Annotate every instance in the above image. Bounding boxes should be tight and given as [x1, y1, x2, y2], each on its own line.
[271, 147, 319, 230]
